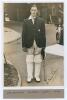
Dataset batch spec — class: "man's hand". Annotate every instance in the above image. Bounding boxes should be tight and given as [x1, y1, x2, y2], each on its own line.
[22, 47, 27, 52]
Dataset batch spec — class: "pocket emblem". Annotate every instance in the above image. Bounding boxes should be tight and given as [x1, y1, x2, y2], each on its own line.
[38, 29, 40, 32]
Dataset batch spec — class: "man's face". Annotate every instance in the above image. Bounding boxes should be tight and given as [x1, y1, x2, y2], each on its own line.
[30, 6, 38, 17]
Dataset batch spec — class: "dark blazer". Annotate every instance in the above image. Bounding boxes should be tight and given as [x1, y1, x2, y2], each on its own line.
[22, 16, 46, 48]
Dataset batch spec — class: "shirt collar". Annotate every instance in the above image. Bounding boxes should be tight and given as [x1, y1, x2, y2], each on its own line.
[28, 15, 32, 19]
[28, 15, 36, 20]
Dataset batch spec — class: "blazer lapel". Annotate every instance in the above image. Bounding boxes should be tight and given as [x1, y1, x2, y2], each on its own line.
[29, 19, 34, 25]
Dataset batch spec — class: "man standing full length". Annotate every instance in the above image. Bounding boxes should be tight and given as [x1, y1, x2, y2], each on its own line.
[22, 4, 46, 83]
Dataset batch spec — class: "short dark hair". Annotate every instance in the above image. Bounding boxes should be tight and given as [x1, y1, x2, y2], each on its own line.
[30, 4, 38, 9]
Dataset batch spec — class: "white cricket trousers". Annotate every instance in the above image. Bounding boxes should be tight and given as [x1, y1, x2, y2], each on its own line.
[26, 40, 42, 80]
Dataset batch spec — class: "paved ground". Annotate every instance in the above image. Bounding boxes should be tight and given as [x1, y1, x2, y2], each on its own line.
[4, 21, 64, 86]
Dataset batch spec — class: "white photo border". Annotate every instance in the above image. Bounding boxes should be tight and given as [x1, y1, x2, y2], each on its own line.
[0, 0, 66, 99]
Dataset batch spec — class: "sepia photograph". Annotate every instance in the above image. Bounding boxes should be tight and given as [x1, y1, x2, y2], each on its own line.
[4, 3, 64, 98]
